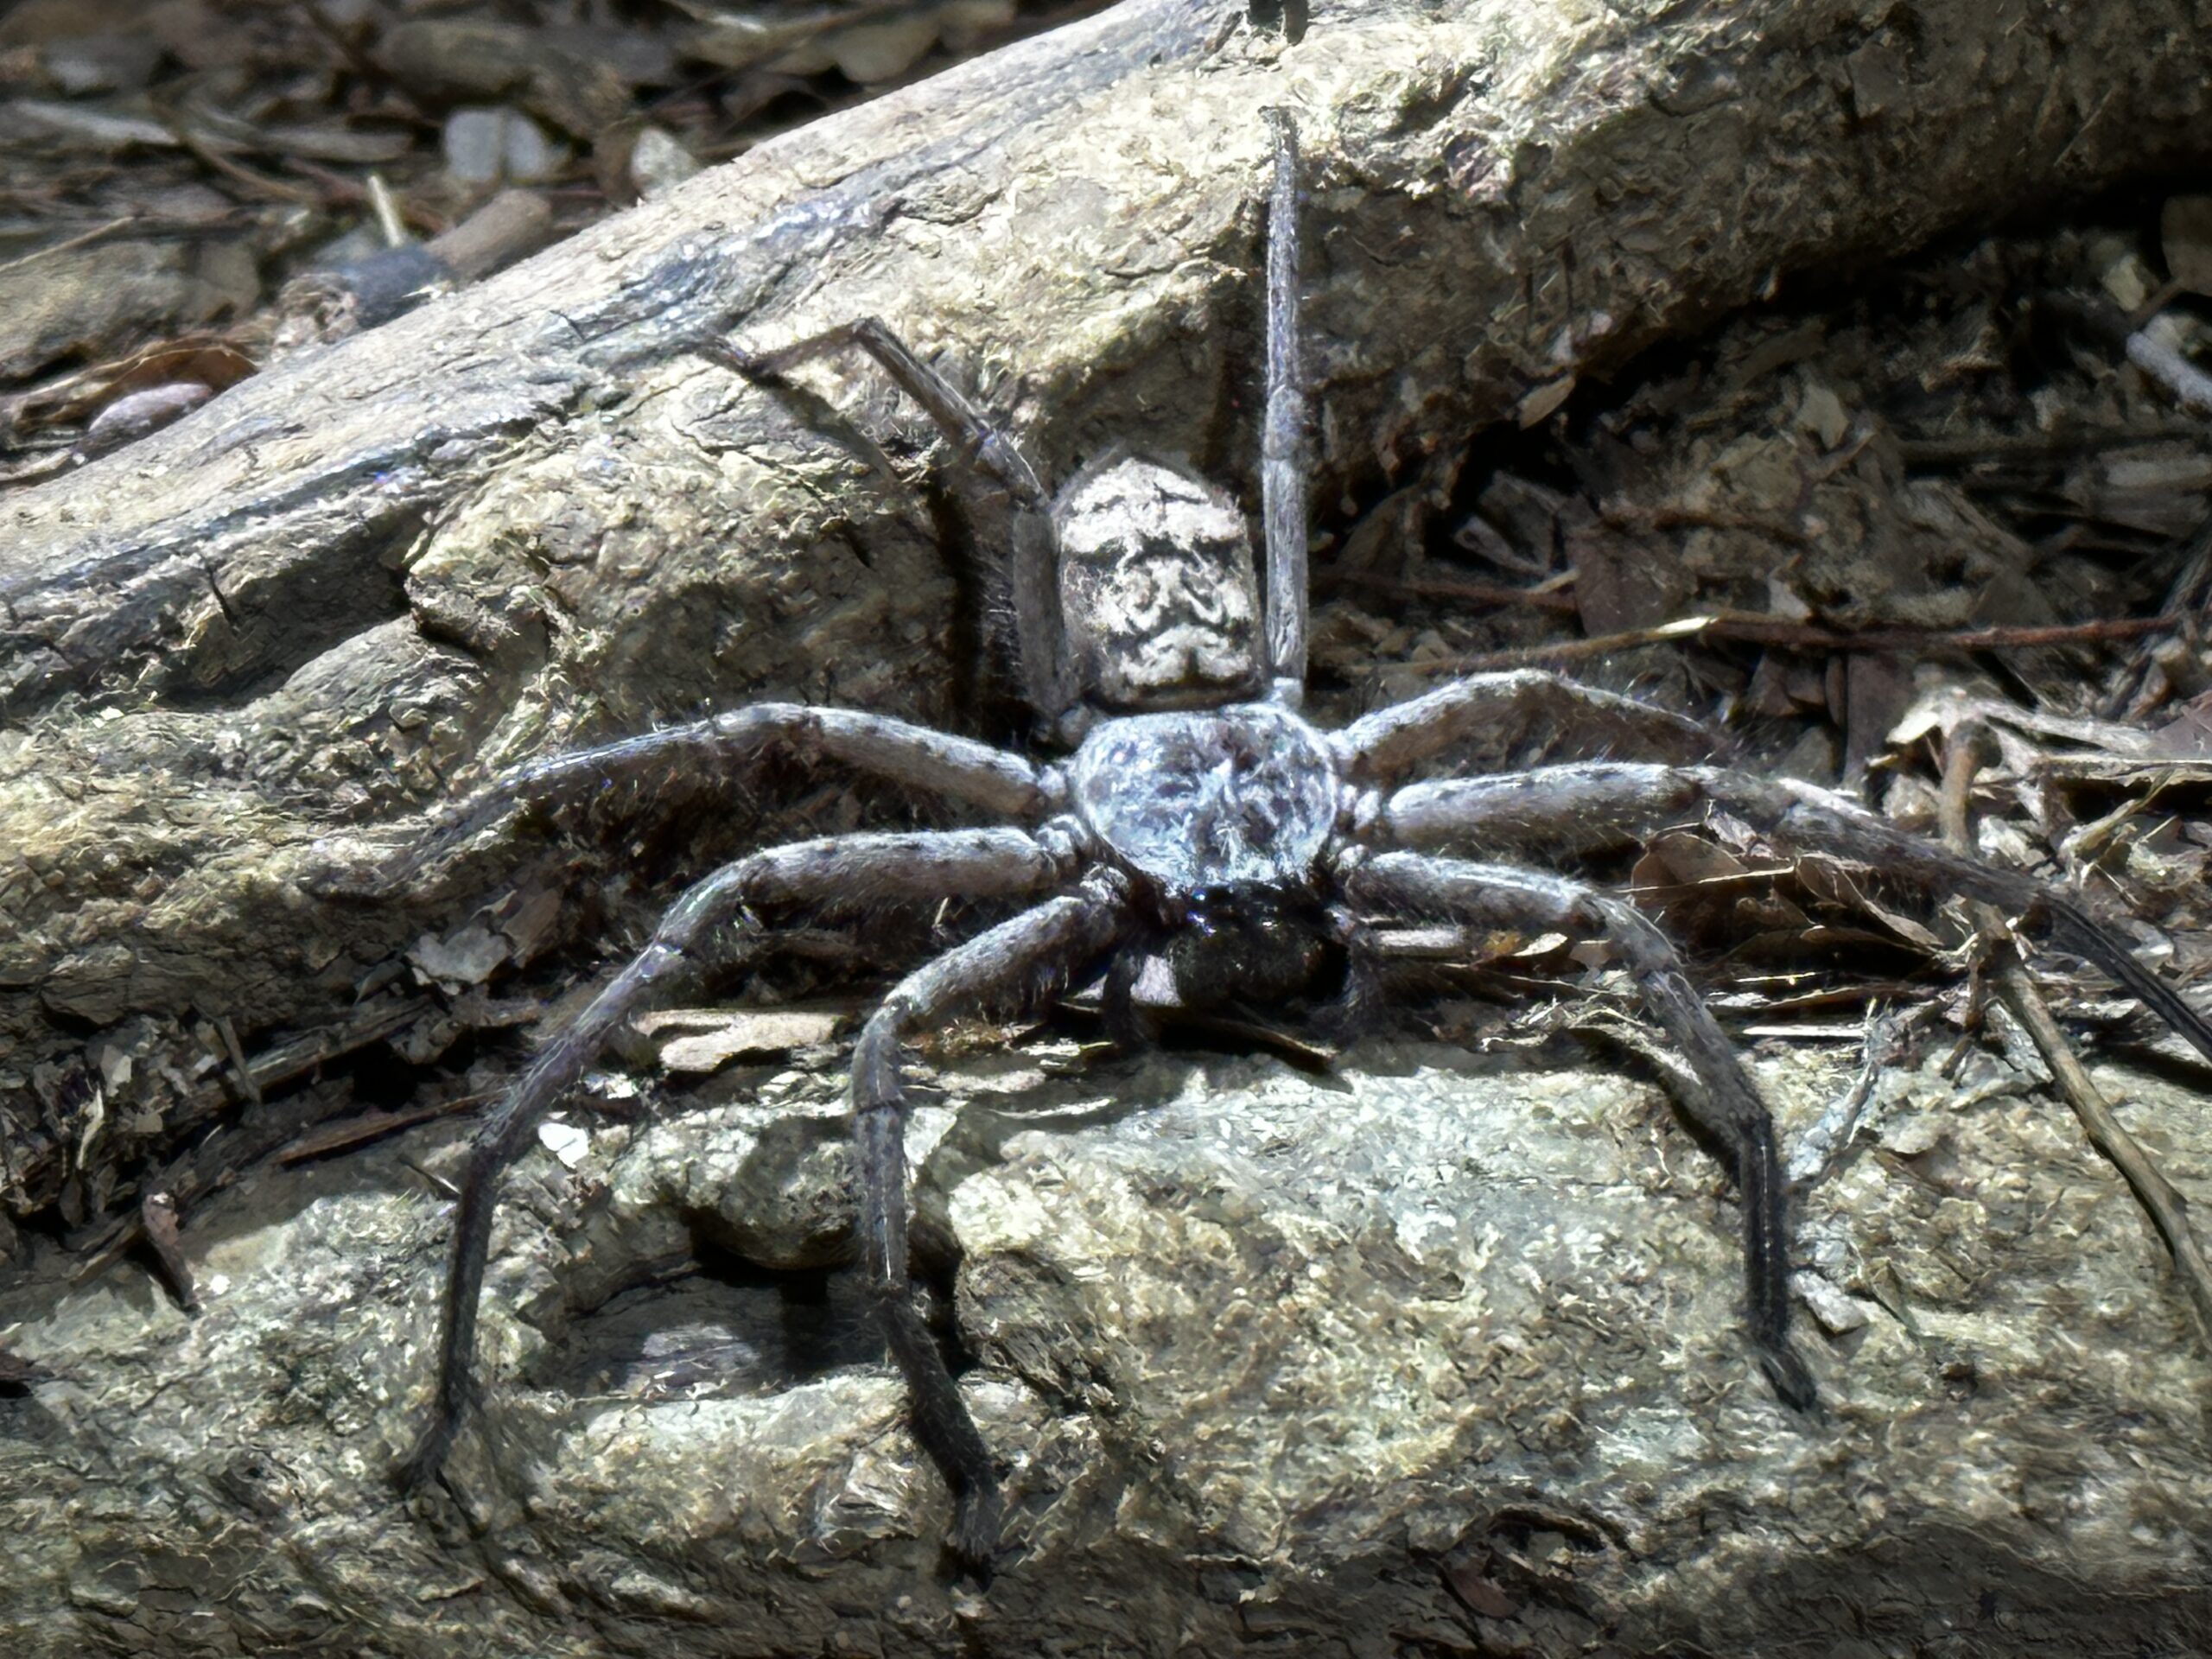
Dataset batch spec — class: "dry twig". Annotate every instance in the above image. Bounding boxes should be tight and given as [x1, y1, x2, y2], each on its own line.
[1333, 572, 2182, 672]
[1937, 730, 2212, 1342]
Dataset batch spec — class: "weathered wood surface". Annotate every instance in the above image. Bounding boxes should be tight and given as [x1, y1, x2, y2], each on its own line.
[1, 0, 2210, 1654]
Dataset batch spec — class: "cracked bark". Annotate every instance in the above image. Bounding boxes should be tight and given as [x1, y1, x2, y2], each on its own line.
[3, 0, 2211, 1653]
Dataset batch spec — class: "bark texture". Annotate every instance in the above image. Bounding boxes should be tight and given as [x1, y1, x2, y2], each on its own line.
[9, 1043, 2212, 1656]
[2, 0, 2211, 1653]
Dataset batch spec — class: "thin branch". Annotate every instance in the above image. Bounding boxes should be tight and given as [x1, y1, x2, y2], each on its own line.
[0, 217, 135, 278]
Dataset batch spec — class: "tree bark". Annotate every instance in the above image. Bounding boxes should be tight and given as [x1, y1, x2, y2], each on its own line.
[2, 0, 2211, 1653]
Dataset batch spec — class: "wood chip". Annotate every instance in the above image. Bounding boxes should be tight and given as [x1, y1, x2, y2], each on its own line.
[633, 1007, 844, 1071]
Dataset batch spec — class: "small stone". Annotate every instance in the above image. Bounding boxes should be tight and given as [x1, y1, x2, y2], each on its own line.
[537, 1120, 590, 1169]
[499, 111, 567, 183]
[442, 106, 569, 188]
[442, 108, 506, 187]
[628, 126, 700, 197]
[1792, 1270, 1872, 1335]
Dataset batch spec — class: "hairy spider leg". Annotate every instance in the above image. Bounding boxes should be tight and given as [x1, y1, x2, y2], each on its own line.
[1382, 762, 2212, 1067]
[396, 827, 1068, 1495]
[1260, 109, 1309, 705]
[709, 319, 1079, 728]
[1333, 667, 1717, 780]
[1344, 851, 1818, 1408]
[341, 703, 1049, 893]
[849, 874, 1131, 1566]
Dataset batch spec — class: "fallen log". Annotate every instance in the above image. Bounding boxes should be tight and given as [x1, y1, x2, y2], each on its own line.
[2, 0, 2210, 1652]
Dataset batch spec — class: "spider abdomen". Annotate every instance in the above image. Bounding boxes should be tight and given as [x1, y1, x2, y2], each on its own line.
[1068, 702, 1338, 897]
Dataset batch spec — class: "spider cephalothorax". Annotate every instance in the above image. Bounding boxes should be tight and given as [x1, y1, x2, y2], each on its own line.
[1070, 702, 1338, 882]
[370, 111, 2212, 1569]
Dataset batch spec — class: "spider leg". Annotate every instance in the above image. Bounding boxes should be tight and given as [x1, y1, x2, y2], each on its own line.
[850, 872, 1132, 1565]
[1261, 109, 1309, 705]
[395, 826, 1070, 1496]
[1343, 849, 1816, 1408]
[1382, 762, 2212, 1067]
[347, 703, 1052, 893]
[718, 317, 1047, 508]
[707, 318, 1078, 727]
[1333, 671, 1715, 783]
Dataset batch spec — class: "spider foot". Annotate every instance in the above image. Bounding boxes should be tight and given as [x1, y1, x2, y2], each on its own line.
[1760, 1344, 1819, 1414]
[392, 1442, 444, 1499]
[392, 1400, 467, 1497]
[946, 1473, 1006, 1570]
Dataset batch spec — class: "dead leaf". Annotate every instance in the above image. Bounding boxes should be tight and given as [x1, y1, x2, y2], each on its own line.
[1572, 525, 1694, 635]
[1514, 373, 1575, 427]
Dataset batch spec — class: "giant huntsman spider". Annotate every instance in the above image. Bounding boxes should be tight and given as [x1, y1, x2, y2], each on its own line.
[376, 113, 2212, 1564]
